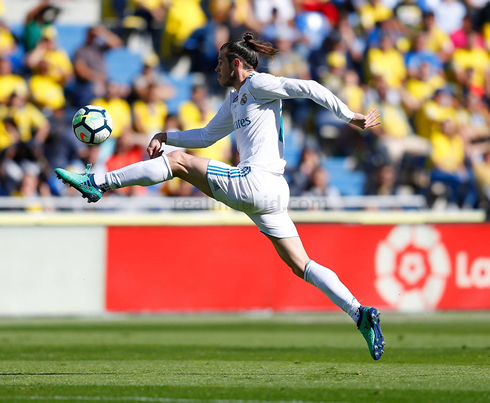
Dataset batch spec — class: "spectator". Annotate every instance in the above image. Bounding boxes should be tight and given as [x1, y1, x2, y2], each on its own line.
[321, 51, 347, 94]
[12, 172, 53, 211]
[460, 93, 490, 141]
[1, 88, 50, 145]
[0, 19, 16, 55]
[368, 165, 399, 196]
[185, 16, 230, 84]
[73, 25, 123, 108]
[451, 31, 490, 96]
[0, 57, 28, 105]
[339, 70, 365, 114]
[450, 15, 485, 49]
[365, 33, 407, 88]
[302, 166, 342, 206]
[358, 0, 393, 33]
[29, 60, 66, 111]
[268, 28, 310, 80]
[0, 140, 47, 197]
[434, 0, 466, 35]
[179, 84, 231, 164]
[92, 81, 132, 139]
[415, 87, 457, 138]
[394, 0, 423, 32]
[367, 77, 430, 165]
[0, 116, 19, 152]
[404, 61, 446, 110]
[25, 26, 73, 85]
[44, 107, 87, 171]
[105, 133, 146, 196]
[133, 0, 168, 53]
[132, 52, 175, 102]
[132, 83, 168, 141]
[430, 118, 478, 208]
[290, 148, 321, 196]
[23, 0, 61, 52]
[421, 11, 453, 63]
[160, 0, 207, 58]
[405, 33, 443, 79]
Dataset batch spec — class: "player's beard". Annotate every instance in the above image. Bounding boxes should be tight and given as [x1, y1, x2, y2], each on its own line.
[221, 70, 236, 87]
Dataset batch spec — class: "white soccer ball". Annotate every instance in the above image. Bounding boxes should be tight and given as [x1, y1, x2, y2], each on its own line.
[72, 105, 113, 145]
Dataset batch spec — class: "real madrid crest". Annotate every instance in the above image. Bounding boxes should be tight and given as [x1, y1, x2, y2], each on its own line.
[240, 93, 247, 105]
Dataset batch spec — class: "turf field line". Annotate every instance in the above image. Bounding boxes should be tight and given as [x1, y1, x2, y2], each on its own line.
[7, 396, 346, 403]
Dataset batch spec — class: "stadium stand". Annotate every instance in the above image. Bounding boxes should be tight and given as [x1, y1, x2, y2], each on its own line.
[0, 0, 489, 216]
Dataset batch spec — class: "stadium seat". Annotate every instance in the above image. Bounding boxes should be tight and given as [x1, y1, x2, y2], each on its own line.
[162, 72, 194, 114]
[106, 48, 143, 85]
[55, 25, 89, 59]
[323, 157, 366, 196]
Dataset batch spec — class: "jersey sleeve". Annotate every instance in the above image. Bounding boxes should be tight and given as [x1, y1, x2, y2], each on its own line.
[248, 74, 355, 123]
[166, 93, 234, 148]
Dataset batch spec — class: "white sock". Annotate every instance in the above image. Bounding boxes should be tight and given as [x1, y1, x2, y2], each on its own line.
[94, 155, 173, 191]
[304, 260, 361, 324]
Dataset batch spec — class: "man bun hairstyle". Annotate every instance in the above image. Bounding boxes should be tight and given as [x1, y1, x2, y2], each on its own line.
[221, 32, 279, 70]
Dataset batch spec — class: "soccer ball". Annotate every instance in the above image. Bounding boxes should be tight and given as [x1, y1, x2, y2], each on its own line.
[72, 105, 113, 145]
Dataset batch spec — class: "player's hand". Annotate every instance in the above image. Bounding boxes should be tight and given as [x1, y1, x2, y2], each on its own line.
[350, 109, 381, 130]
[147, 132, 167, 159]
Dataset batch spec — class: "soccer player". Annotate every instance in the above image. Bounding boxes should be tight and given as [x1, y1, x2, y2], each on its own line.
[56, 33, 385, 360]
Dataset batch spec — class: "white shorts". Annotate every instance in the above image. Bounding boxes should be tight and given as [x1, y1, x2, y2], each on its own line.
[206, 160, 299, 239]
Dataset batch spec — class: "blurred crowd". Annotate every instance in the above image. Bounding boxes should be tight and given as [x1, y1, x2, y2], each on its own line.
[1, 0, 490, 212]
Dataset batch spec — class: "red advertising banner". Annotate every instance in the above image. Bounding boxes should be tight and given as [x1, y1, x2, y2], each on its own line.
[106, 224, 490, 312]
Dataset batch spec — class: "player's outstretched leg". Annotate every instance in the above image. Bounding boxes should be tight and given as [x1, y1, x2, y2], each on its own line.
[55, 163, 103, 203]
[56, 155, 173, 203]
[267, 235, 386, 361]
[357, 306, 385, 360]
[56, 151, 213, 203]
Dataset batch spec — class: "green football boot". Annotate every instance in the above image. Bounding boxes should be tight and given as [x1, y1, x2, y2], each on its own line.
[55, 163, 103, 203]
[357, 306, 385, 360]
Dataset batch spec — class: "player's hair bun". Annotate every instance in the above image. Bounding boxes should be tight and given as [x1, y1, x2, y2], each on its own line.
[243, 32, 254, 42]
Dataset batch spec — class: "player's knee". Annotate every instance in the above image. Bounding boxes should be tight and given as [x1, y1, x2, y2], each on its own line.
[166, 150, 189, 175]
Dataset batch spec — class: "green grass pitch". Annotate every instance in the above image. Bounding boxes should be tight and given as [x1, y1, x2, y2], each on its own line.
[0, 312, 489, 403]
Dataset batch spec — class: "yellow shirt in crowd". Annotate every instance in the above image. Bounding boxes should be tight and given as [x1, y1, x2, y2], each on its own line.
[366, 48, 406, 87]
[430, 131, 464, 172]
[415, 100, 457, 138]
[40, 49, 73, 84]
[0, 27, 15, 53]
[92, 97, 132, 138]
[0, 75, 28, 104]
[29, 75, 65, 110]
[133, 100, 168, 134]
[359, 2, 393, 31]
[452, 47, 490, 88]
[426, 26, 451, 54]
[369, 102, 412, 138]
[406, 76, 446, 103]
[179, 100, 232, 163]
[0, 102, 47, 143]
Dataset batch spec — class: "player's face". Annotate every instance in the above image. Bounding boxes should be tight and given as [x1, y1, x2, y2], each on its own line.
[216, 50, 235, 87]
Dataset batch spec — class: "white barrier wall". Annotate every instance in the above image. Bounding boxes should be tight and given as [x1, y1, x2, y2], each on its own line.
[4, 0, 100, 25]
[0, 227, 106, 315]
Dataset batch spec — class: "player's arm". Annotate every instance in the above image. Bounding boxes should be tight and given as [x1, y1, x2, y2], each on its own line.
[249, 74, 380, 130]
[147, 95, 234, 158]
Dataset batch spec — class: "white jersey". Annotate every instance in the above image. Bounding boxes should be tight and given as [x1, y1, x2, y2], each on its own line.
[166, 72, 355, 175]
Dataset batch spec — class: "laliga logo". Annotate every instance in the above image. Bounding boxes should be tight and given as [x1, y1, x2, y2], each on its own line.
[374, 225, 450, 312]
